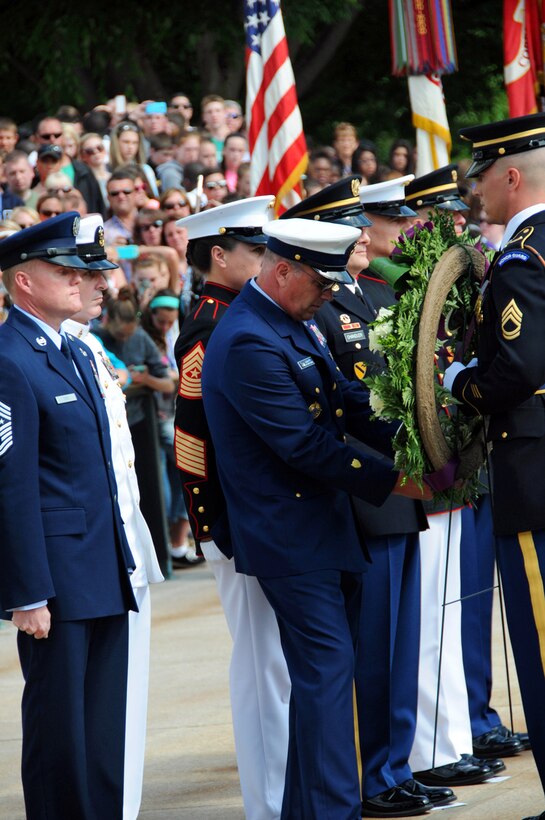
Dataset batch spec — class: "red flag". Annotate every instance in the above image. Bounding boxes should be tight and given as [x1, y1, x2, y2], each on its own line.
[244, 0, 308, 216]
[504, 0, 538, 116]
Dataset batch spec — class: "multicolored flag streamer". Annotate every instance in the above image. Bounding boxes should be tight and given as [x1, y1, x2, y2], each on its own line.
[244, 0, 308, 216]
[389, 0, 458, 77]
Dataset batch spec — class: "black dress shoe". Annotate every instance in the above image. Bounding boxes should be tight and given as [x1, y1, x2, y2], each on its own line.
[171, 553, 206, 569]
[413, 757, 492, 787]
[401, 778, 456, 806]
[361, 786, 431, 817]
[461, 753, 506, 774]
[515, 730, 531, 750]
[472, 725, 522, 758]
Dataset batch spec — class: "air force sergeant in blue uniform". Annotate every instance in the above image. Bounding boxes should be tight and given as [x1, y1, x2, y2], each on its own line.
[201, 218, 430, 819]
[0, 213, 137, 820]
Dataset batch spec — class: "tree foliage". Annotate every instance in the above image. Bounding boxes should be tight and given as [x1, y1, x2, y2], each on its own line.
[1, 0, 506, 164]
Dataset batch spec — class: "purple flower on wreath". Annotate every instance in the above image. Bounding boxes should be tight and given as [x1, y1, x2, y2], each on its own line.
[389, 220, 435, 259]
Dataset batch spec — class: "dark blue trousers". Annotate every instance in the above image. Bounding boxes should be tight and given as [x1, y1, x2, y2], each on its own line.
[356, 533, 421, 798]
[18, 614, 129, 820]
[259, 569, 363, 820]
[461, 497, 501, 737]
[496, 529, 545, 792]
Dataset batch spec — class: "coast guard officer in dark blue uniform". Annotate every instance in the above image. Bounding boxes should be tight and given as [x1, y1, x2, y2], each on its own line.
[201, 218, 431, 819]
[0, 213, 137, 820]
[444, 112, 545, 820]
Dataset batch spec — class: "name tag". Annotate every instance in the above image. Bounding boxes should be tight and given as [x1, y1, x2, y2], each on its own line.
[297, 357, 315, 370]
[344, 330, 366, 343]
[55, 393, 77, 404]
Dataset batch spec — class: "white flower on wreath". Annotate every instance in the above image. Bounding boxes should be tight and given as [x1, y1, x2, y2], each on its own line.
[368, 307, 395, 353]
[369, 388, 386, 418]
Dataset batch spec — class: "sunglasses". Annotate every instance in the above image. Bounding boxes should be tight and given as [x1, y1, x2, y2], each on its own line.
[163, 200, 189, 209]
[47, 186, 73, 195]
[299, 267, 335, 293]
[38, 132, 63, 140]
[109, 188, 135, 197]
[141, 220, 163, 229]
[83, 145, 105, 155]
[205, 180, 228, 189]
[40, 209, 62, 217]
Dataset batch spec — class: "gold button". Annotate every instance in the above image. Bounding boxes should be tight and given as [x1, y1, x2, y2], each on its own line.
[501, 432, 508, 439]
[355, 343, 361, 349]
[104, 381, 109, 388]
[198, 506, 204, 513]
[351, 459, 362, 469]
[295, 492, 302, 498]
[315, 387, 320, 394]
[336, 408, 343, 417]
[207, 299, 214, 304]
[128, 460, 133, 468]
[203, 525, 209, 532]
[193, 487, 200, 494]
[332, 383, 337, 390]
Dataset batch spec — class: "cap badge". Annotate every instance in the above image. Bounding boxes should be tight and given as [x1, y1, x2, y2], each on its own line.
[97, 226, 105, 247]
[451, 169, 458, 182]
[36, 336, 47, 346]
[72, 216, 80, 236]
[351, 179, 361, 197]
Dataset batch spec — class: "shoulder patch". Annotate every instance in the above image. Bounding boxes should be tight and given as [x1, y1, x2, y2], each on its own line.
[178, 341, 205, 399]
[0, 401, 13, 456]
[497, 250, 531, 267]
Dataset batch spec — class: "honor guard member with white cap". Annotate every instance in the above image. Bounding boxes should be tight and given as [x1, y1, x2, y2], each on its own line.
[407, 168, 528, 765]
[172, 196, 291, 820]
[201, 217, 431, 819]
[359, 174, 416, 315]
[0, 213, 138, 819]
[282, 178, 453, 817]
[389, 170, 496, 788]
[63, 214, 164, 820]
[442, 112, 545, 820]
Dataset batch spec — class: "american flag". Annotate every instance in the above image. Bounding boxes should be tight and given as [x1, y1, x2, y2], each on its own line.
[244, 0, 308, 215]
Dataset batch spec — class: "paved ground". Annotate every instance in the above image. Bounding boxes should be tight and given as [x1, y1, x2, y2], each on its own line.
[0, 564, 543, 819]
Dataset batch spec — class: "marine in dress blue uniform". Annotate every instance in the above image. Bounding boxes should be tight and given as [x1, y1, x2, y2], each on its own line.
[202, 217, 429, 819]
[0, 214, 137, 820]
[445, 112, 545, 820]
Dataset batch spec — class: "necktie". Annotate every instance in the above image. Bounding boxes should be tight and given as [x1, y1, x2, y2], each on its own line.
[60, 336, 73, 361]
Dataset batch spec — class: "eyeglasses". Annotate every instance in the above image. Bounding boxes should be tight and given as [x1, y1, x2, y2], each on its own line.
[109, 188, 135, 197]
[40, 209, 62, 217]
[298, 266, 335, 293]
[141, 220, 163, 229]
[83, 145, 105, 155]
[47, 186, 73, 195]
[38, 132, 63, 140]
[205, 180, 228, 189]
[163, 200, 189, 209]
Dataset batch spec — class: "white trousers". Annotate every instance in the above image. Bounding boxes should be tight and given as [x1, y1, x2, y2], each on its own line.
[409, 511, 473, 771]
[123, 585, 151, 820]
[203, 542, 290, 820]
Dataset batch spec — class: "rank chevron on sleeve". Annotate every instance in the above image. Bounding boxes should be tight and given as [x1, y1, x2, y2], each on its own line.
[0, 401, 13, 457]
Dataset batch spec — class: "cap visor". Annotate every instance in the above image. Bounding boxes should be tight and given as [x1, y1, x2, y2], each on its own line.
[43, 254, 91, 269]
[337, 212, 372, 228]
[437, 200, 470, 211]
[232, 232, 267, 245]
[366, 204, 417, 217]
[315, 268, 353, 284]
[464, 159, 495, 179]
[85, 258, 119, 270]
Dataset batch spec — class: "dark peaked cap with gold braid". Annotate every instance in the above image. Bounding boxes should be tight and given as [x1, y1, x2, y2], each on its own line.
[460, 112, 545, 178]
